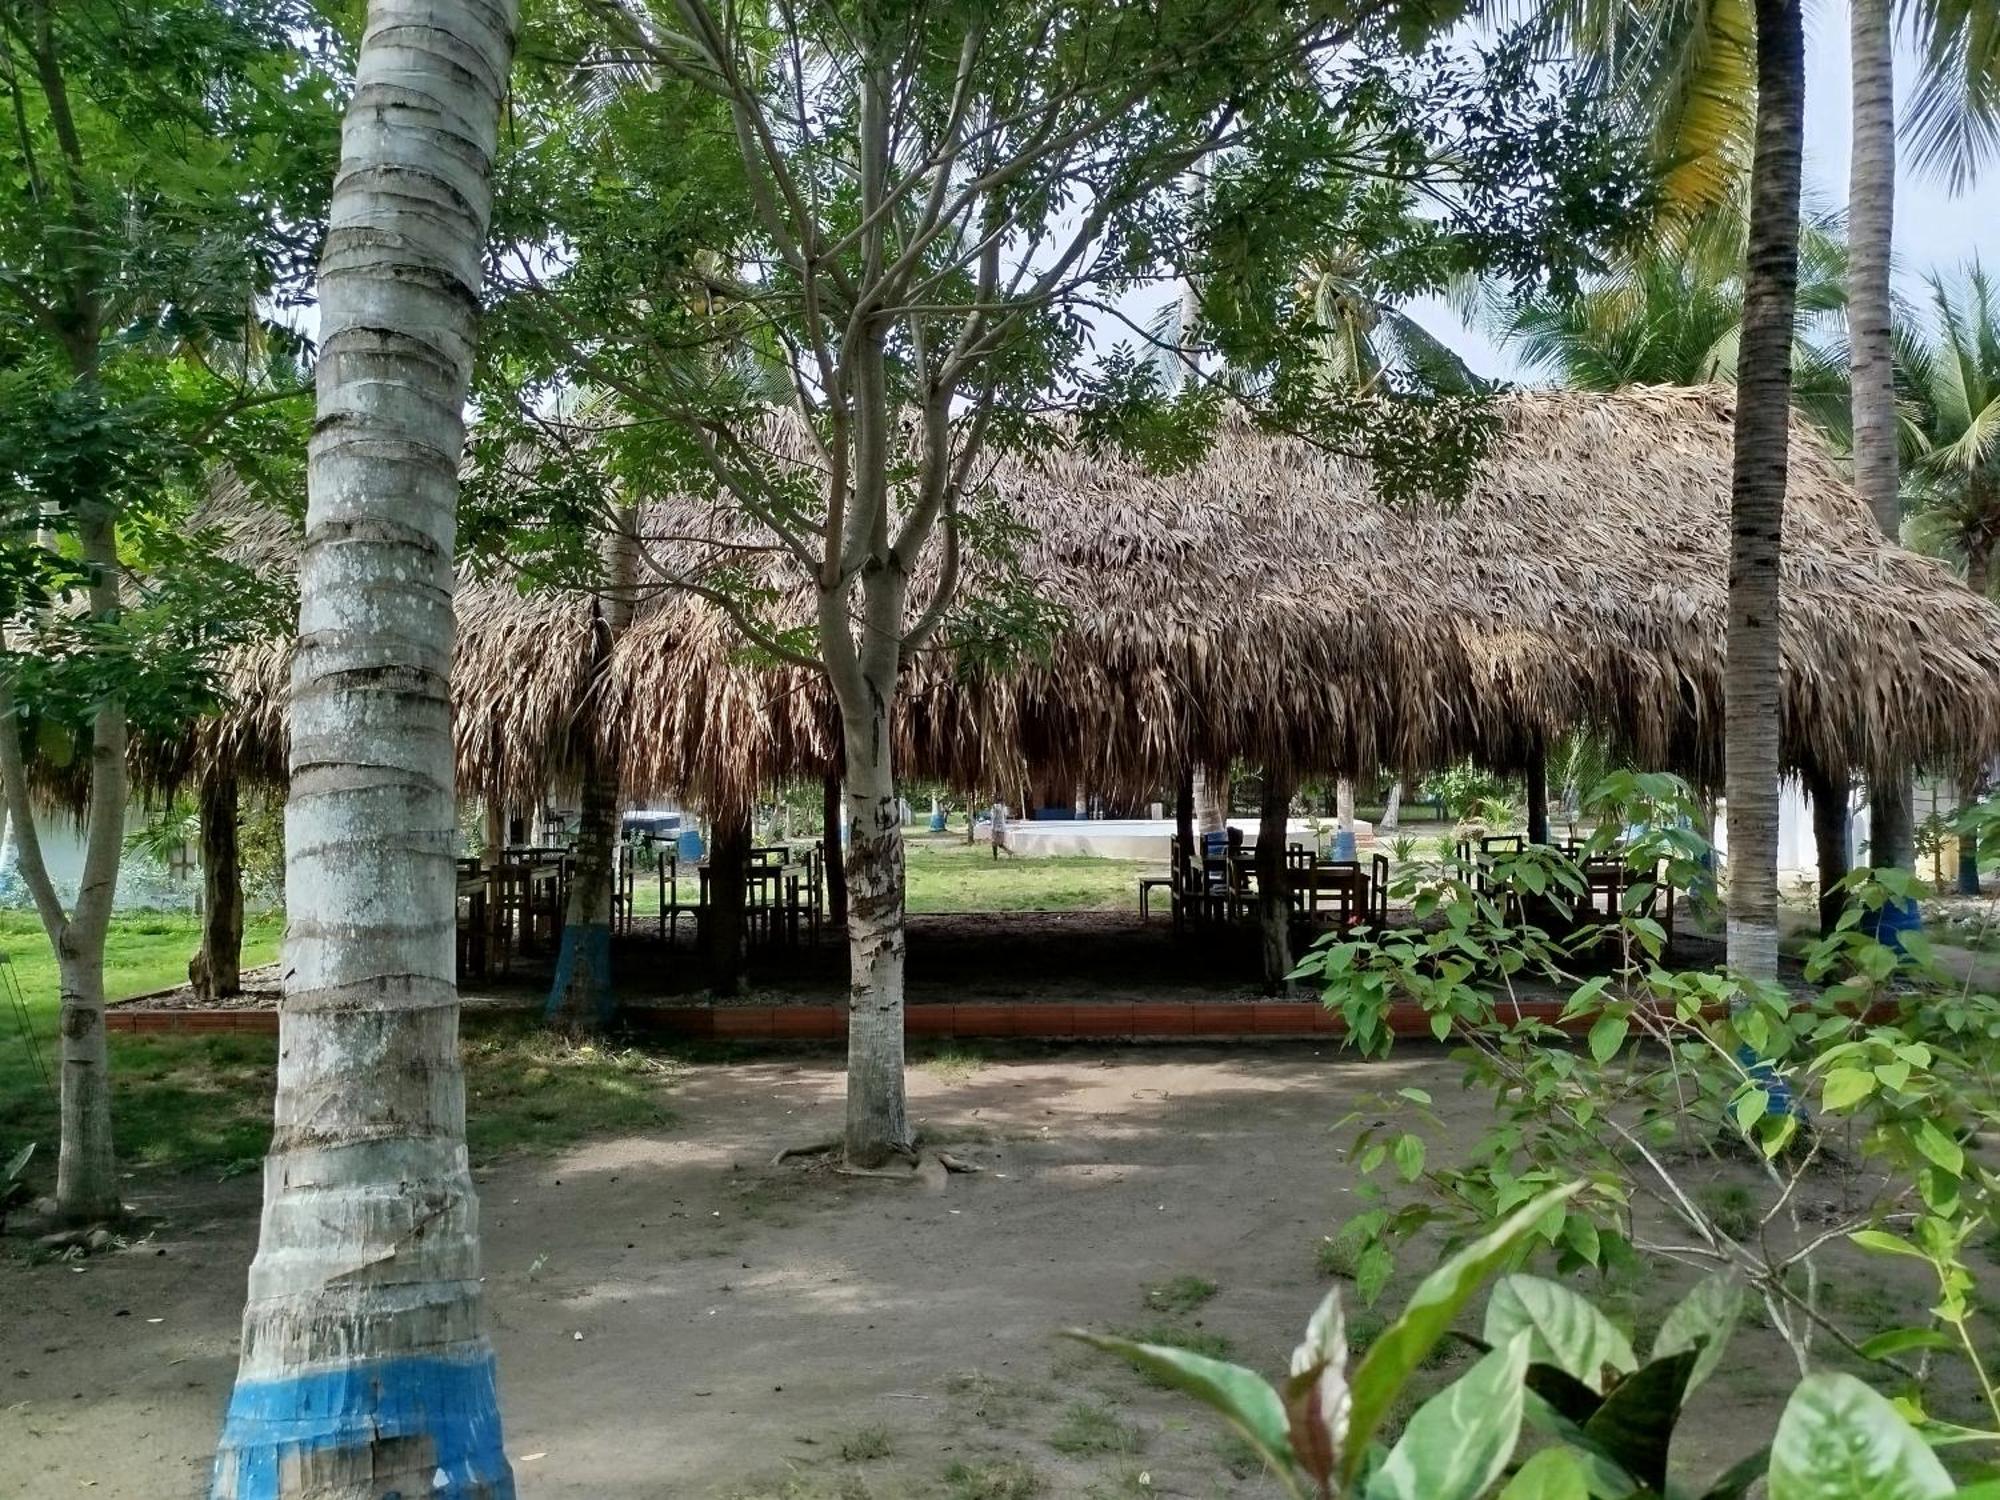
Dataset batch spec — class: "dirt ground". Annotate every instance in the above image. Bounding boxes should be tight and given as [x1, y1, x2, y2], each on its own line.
[0, 1045, 1952, 1499]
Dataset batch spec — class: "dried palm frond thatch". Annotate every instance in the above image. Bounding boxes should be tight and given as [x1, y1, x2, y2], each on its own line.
[155, 385, 2000, 811]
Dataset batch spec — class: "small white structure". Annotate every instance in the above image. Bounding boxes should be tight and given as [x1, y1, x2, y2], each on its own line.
[999, 815, 1365, 861]
[1714, 779, 1863, 874]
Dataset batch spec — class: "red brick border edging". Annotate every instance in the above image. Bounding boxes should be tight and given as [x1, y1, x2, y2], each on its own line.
[105, 998, 1583, 1041]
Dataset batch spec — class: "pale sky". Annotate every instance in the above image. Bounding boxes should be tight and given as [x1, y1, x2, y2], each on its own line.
[1415, 16, 2000, 383]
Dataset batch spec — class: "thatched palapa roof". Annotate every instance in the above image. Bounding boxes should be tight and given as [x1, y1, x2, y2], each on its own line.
[174, 385, 2000, 809]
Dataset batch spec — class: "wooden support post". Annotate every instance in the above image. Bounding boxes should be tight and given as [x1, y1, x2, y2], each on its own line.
[1525, 749, 1550, 847]
[707, 805, 749, 996]
[1257, 768, 1294, 994]
[823, 770, 848, 928]
[1807, 765, 1852, 935]
[188, 767, 243, 1000]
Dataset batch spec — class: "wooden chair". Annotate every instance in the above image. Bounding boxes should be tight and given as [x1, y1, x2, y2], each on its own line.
[657, 849, 702, 948]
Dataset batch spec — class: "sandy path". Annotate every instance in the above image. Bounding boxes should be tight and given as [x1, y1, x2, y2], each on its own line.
[1, 1045, 1801, 1499]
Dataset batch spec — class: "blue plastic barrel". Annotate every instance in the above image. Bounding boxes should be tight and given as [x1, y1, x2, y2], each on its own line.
[928, 808, 947, 832]
[676, 828, 705, 863]
[1333, 830, 1358, 862]
[1863, 898, 1923, 954]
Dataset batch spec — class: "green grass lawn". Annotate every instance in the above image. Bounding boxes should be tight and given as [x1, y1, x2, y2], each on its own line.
[626, 834, 1151, 917]
[903, 837, 1149, 913]
[0, 909, 675, 1191]
[1, 842, 1144, 1187]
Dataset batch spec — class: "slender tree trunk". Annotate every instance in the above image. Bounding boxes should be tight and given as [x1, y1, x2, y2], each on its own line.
[1379, 779, 1402, 831]
[1724, 0, 1805, 984]
[190, 767, 244, 1001]
[706, 807, 749, 997]
[212, 3, 518, 1493]
[0, 510, 126, 1223]
[840, 703, 911, 1165]
[1806, 766, 1852, 935]
[546, 508, 637, 1031]
[1256, 770, 1294, 993]
[1525, 750, 1550, 846]
[1849, 0, 1915, 876]
[1335, 777, 1355, 832]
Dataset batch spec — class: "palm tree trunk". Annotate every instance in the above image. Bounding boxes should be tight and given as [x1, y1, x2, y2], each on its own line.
[1849, 0, 1916, 876]
[212, 2, 518, 1493]
[1378, 779, 1402, 831]
[190, 767, 243, 1001]
[1175, 764, 1196, 862]
[1724, 0, 1805, 984]
[1194, 767, 1230, 836]
[546, 508, 637, 1031]
[1256, 770, 1294, 993]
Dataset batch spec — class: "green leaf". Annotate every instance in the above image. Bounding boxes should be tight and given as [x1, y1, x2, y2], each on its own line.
[1393, 1133, 1427, 1182]
[1856, 1327, 1957, 1361]
[1581, 1348, 1697, 1493]
[1733, 1088, 1771, 1135]
[1366, 1332, 1530, 1500]
[1340, 1181, 1585, 1488]
[1395, 1087, 1432, 1106]
[1498, 1448, 1590, 1500]
[1698, 1444, 1775, 1500]
[1911, 1122, 1964, 1177]
[1768, 1372, 1954, 1500]
[1062, 1332, 1294, 1481]
[1821, 1068, 1877, 1110]
[1587, 1013, 1628, 1063]
[1483, 1275, 1637, 1392]
[1561, 1213, 1602, 1269]
[1651, 1274, 1744, 1394]
[1850, 1229, 1929, 1260]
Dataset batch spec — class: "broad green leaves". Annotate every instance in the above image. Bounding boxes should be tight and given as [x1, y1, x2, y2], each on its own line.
[1342, 1182, 1583, 1486]
[1767, 1373, 1955, 1500]
[1651, 1275, 1744, 1395]
[1483, 1276, 1638, 1391]
[1065, 1333, 1298, 1487]
[1366, 1333, 1531, 1500]
[1498, 1448, 1591, 1500]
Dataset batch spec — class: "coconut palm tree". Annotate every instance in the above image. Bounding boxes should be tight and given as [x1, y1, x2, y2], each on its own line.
[210, 0, 521, 1493]
[1496, 204, 1849, 433]
[1902, 261, 2000, 597]
[1722, 0, 1806, 983]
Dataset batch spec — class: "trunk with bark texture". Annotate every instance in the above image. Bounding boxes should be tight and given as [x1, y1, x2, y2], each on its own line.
[546, 511, 637, 1031]
[1256, 772, 1294, 993]
[1724, 0, 1804, 984]
[706, 809, 749, 997]
[1379, 780, 1402, 831]
[0, 517, 127, 1224]
[823, 771, 849, 926]
[212, 2, 518, 1493]
[1849, 0, 1916, 878]
[190, 768, 243, 1001]
[1807, 767, 1852, 935]
[1335, 778, 1355, 832]
[841, 709, 911, 1166]
[1194, 768, 1229, 836]
[1525, 751, 1550, 846]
